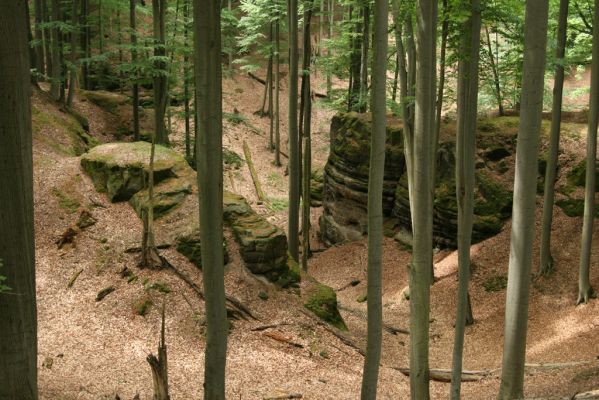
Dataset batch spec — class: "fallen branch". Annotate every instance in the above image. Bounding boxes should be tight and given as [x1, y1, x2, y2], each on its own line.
[243, 140, 267, 203]
[263, 394, 303, 400]
[300, 308, 365, 356]
[96, 286, 115, 302]
[67, 268, 84, 288]
[166, 261, 258, 321]
[392, 367, 489, 383]
[251, 323, 288, 332]
[263, 330, 304, 348]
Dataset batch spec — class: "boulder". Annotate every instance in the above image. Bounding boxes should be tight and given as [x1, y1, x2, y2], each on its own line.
[129, 176, 193, 219]
[224, 192, 295, 284]
[320, 112, 514, 247]
[174, 226, 229, 268]
[80, 141, 191, 202]
[303, 277, 347, 330]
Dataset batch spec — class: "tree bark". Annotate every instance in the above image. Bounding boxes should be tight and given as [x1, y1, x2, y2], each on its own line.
[131, 0, 140, 141]
[34, 0, 45, 75]
[539, 0, 569, 276]
[450, 0, 481, 397]
[348, 6, 363, 111]
[410, 0, 437, 397]
[301, 0, 314, 272]
[326, 0, 333, 96]
[577, 0, 599, 305]
[358, 5, 369, 113]
[434, 0, 448, 144]
[485, 26, 504, 116]
[50, 0, 62, 100]
[497, 1, 549, 398]
[66, 0, 80, 108]
[288, 0, 300, 263]
[153, 0, 169, 144]
[80, 0, 89, 89]
[183, 0, 191, 157]
[359, 0, 387, 397]
[0, 2, 38, 398]
[275, 17, 281, 166]
[194, 1, 228, 398]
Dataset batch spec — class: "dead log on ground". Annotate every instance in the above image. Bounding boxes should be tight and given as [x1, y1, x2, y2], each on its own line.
[243, 140, 267, 203]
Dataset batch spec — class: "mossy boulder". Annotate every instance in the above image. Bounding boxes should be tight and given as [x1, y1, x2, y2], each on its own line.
[556, 198, 599, 218]
[303, 277, 347, 330]
[79, 90, 129, 115]
[129, 177, 193, 219]
[310, 168, 324, 207]
[567, 159, 599, 190]
[223, 192, 292, 281]
[174, 226, 229, 268]
[80, 141, 191, 202]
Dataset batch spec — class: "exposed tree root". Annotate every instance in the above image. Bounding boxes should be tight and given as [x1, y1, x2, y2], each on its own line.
[577, 286, 596, 305]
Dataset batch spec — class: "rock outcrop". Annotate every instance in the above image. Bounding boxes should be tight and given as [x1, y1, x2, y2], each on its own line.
[320, 112, 514, 247]
[174, 226, 229, 268]
[80, 142, 192, 209]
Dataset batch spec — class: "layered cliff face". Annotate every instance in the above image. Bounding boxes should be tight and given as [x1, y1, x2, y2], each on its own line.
[319, 112, 514, 248]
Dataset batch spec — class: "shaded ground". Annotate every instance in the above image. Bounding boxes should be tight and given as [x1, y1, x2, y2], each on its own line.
[32, 71, 599, 399]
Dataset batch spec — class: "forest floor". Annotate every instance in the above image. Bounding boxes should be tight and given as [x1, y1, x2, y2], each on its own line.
[32, 69, 599, 400]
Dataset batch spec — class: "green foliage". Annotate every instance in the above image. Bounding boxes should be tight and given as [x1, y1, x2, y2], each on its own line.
[483, 275, 508, 292]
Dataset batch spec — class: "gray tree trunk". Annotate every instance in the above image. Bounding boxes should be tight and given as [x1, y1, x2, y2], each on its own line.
[450, 0, 481, 397]
[66, 0, 79, 108]
[288, 0, 300, 262]
[409, 0, 437, 398]
[301, 0, 313, 272]
[539, 0, 569, 276]
[0, 2, 38, 398]
[153, 0, 169, 145]
[275, 17, 281, 167]
[358, 5, 369, 112]
[193, 1, 228, 398]
[359, 0, 387, 398]
[50, 0, 62, 100]
[131, 0, 140, 141]
[326, 0, 333, 96]
[485, 26, 504, 117]
[434, 0, 448, 145]
[577, 0, 599, 305]
[497, 1, 549, 398]
[34, 0, 45, 75]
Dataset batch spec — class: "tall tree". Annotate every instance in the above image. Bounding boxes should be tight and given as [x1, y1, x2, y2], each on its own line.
[484, 26, 504, 116]
[539, 0, 569, 276]
[194, 0, 228, 398]
[577, 0, 599, 305]
[326, 0, 333, 96]
[0, 2, 37, 398]
[434, 0, 448, 143]
[50, 0, 62, 100]
[497, 0, 549, 398]
[358, 4, 369, 112]
[274, 15, 281, 166]
[183, 0, 192, 158]
[288, 0, 300, 263]
[409, 0, 437, 397]
[80, 0, 90, 90]
[34, 0, 46, 75]
[359, 0, 387, 397]
[153, 0, 169, 144]
[449, 0, 481, 397]
[131, 0, 140, 141]
[66, 0, 80, 108]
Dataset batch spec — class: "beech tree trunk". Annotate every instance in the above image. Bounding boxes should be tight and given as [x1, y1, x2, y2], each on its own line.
[66, 0, 80, 108]
[358, 5, 369, 112]
[434, 0, 448, 143]
[34, 0, 45, 75]
[275, 17, 281, 167]
[80, 0, 90, 89]
[409, 0, 437, 398]
[183, 0, 191, 158]
[348, 6, 363, 111]
[485, 26, 504, 117]
[498, 1, 549, 398]
[539, 0, 569, 276]
[0, 2, 38, 398]
[153, 0, 169, 145]
[450, 0, 481, 397]
[326, 0, 333, 96]
[194, 1, 228, 398]
[50, 0, 62, 100]
[577, 0, 599, 305]
[131, 0, 140, 141]
[359, 0, 387, 397]
[288, 0, 300, 263]
[301, 0, 313, 272]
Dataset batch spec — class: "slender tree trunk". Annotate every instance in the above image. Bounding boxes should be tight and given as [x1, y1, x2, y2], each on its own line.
[67, 0, 79, 108]
[450, 0, 481, 397]
[184, 0, 191, 158]
[26, 1, 38, 85]
[360, 0, 387, 397]
[392, 51, 399, 102]
[50, 0, 62, 100]
[0, 2, 37, 398]
[194, 1, 228, 398]
[540, 0, 569, 276]
[358, 5, 369, 113]
[410, 0, 437, 397]
[268, 23, 274, 150]
[348, 6, 363, 111]
[274, 17, 281, 167]
[228, 0, 233, 73]
[298, 1, 314, 202]
[288, 0, 300, 263]
[153, 0, 168, 144]
[80, 0, 89, 89]
[139, 135, 163, 269]
[485, 26, 504, 116]
[98, 0, 103, 55]
[434, 0, 448, 143]
[130, 0, 140, 141]
[577, 0, 599, 305]
[34, 0, 45, 75]
[326, 0, 333, 96]
[43, 0, 53, 81]
[498, 1, 549, 398]
[301, 0, 314, 272]
[260, 49, 273, 117]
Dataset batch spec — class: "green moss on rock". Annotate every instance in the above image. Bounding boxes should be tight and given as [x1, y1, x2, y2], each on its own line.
[129, 177, 192, 219]
[567, 159, 599, 190]
[174, 226, 229, 268]
[303, 278, 347, 330]
[79, 90, 130, 115]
